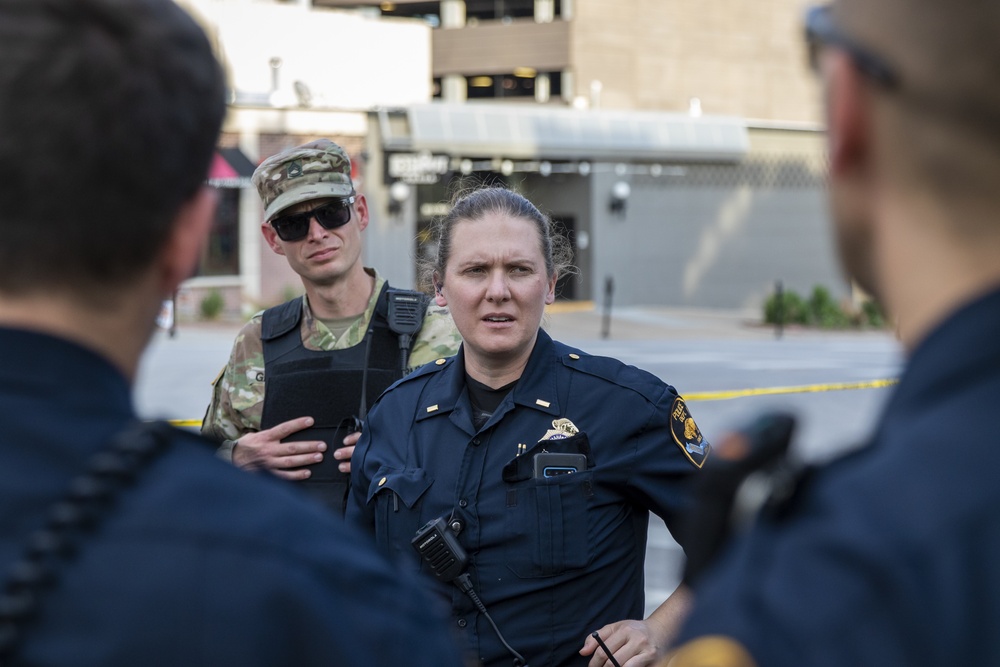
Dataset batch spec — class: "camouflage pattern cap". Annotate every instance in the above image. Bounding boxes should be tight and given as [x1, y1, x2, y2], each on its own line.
[252, 139, 354, 222]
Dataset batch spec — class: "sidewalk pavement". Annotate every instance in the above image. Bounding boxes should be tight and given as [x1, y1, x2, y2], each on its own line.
[542, 301, 770, 342]
[174, 300, 882, 343]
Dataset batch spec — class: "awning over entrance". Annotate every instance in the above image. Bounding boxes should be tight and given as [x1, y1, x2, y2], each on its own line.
[208, 147, 256, 188]
[380, 103, 749, 163]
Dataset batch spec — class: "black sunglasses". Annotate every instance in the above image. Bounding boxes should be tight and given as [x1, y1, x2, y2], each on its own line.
[804, 4, 899, 90]
[269, 196, 355, 242]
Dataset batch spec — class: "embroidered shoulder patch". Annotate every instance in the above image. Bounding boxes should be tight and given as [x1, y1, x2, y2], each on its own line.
[670, 397, 710, 468]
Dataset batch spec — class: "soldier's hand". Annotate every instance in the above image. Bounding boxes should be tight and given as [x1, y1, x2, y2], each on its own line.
[232, 416, 326, 480]
[581, 620, 662, 667]
[333, 430, 361, 475]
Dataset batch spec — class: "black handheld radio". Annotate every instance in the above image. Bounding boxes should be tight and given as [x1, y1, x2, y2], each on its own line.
[386, 289, 428, 375]
[412, 517, 528, 667]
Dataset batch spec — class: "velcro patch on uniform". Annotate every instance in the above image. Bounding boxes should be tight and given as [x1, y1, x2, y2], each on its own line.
[670, 397, 710, 468]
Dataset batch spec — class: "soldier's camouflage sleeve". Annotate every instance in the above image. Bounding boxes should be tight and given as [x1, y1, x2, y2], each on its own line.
[201, 314, 267, 441]
[409, 303, 462, 369]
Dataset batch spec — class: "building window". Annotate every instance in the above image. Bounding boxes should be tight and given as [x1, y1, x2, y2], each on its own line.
[465, 0, 536, 21]
[200, 188, 240, 276]
[379, 0, 563, 25]
[465, 71, 560, 100]
[379, 1, 441, 26]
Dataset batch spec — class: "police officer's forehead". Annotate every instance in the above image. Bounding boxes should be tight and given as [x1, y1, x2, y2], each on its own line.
[449, 213, 544, 255]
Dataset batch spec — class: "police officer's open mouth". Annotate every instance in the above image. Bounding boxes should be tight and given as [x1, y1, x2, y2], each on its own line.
[484, 316, 513, 322]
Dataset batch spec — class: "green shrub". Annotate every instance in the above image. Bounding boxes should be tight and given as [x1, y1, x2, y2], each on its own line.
[808, 285, 851, 328]
[764, 289, 809, 325]
[200, 289, 225, 321]
[763, 284, 888, 329]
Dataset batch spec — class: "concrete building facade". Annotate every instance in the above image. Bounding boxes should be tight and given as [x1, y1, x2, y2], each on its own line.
[179, 0, 840, 317]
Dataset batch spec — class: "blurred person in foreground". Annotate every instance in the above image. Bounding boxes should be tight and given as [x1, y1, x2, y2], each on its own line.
[202, 139, 460, 515]
[667, 1, 1000, 665]
[0, 1, 463, 664]
[348, 187, 710, 667]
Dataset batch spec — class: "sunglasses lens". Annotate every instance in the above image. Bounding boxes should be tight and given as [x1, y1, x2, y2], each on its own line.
[270, 197, 353, 241]
[271, 212, 310, 241]
[313, 200, 352, 230]
[804, 6, 826, 74]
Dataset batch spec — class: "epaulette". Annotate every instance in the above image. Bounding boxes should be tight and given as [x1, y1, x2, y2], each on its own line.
[395, 355, 454, 386]
[558, 349, 671, 404]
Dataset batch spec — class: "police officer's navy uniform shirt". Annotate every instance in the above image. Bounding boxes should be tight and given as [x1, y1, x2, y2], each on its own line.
[675, 286, 1000, 666]
[348, 329, 708, 667]
[0, 327, 464, 667]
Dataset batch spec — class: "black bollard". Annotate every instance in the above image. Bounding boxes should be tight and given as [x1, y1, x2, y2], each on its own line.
[774, 280, 784, 340]
[601, 276, 614, 340]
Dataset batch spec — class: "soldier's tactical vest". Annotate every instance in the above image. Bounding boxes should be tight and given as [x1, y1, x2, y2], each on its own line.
[259, 284, 426, 515]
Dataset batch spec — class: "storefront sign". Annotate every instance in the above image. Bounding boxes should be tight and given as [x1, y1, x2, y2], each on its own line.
[388, 152, 450, 184]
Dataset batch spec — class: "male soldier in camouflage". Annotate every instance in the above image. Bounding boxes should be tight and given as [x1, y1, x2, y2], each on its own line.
[203, 139, 460, 514]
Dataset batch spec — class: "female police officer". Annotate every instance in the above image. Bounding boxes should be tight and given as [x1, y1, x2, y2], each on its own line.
[347, 188, 709, 667]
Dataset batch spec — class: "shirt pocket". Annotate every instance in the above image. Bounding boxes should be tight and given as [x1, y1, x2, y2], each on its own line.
[366, 467, 434, 564]
[504, 470, 595, 578]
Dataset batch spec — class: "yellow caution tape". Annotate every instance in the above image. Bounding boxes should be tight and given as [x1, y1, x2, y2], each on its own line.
[165, 378, 899, 428]
[684, 378, 898, 402]
[167, 419, 204, 428]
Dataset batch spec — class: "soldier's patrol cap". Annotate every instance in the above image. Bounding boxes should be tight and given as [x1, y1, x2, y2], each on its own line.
[252, 139, 354, 222]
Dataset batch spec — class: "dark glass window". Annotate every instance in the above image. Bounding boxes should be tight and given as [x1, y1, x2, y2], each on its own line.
[466, 0, 535, 21]
[200, 188, 240, 276]
[380, 1, 441, 25]
[465, 71, 560, 100]
[549, 70, 562, 97]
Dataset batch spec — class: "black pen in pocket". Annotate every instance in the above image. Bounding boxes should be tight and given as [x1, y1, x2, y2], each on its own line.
[591, 632, 622, 667]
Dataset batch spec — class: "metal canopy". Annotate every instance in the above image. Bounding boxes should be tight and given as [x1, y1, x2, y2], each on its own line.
[395, 102, 748, 162]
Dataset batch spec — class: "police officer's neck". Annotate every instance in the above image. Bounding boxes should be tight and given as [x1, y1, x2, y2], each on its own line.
[876, 193, 1000, 353]
[464, 351, 531, 390]
[0, 288, 154, 383]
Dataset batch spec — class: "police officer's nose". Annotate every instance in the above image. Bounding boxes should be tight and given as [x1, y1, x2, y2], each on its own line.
[485, 271, 511, 302]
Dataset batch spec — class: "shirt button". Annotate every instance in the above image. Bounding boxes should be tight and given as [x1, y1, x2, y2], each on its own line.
[457, 619, 467, 628]
[450, 521, 463, 533]
[472, 438, 481, 446]
[459, 499, 468, 508]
